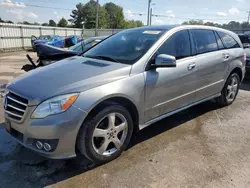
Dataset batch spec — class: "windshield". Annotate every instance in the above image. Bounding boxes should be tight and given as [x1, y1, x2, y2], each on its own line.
[83, 29, 165, 64]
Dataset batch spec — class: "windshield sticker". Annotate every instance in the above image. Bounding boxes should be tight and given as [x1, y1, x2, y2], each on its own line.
[143, 30, 162, 35]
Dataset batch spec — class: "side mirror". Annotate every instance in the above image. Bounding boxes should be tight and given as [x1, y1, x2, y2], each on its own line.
[153, 54, 176, 68]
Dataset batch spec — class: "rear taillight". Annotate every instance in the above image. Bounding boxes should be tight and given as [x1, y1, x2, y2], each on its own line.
[244, 53, 246, 61]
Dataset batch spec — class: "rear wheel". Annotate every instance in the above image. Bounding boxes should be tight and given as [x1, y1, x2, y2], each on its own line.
[77, 105, 133, 164]
[216, 73, 240, 106]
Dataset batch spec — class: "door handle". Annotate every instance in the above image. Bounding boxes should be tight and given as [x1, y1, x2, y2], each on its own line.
[187, 63, 196, 70]
[223, 53, 230, 60]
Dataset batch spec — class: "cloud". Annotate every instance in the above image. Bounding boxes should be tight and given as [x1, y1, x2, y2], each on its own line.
[126, 9, 133, 17]
[229, 7, 240, 14]
[54, 11, 58, 15]
[0, 0, 25, 7]
[236, 0, 244, 2]
[167, 13, 176, 18]
[203, 8, 209, 10]
[155, 19, 164, 25]
[216, 12, 228, 16]
[6, 9, 38, 20]
[166, 10, 173, 14]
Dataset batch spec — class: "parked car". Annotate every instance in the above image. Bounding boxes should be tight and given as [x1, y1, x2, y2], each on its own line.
[27, 36, 107, 69]
[3, 25, 245, 164]
[31, 35, 78, 51]
[238, 33, 250, 78]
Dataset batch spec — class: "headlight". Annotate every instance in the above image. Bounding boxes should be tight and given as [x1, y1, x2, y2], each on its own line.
[31, 93, 79, 119]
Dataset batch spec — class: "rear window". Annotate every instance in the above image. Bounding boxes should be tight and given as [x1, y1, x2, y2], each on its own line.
[217, 31, 240, 49]
[191, 29, 218, 54]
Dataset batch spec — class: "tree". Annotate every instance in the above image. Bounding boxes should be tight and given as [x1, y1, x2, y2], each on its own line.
[104, 2, 124, 29]
[33, 22, 40, 26]
[57, 17, 68, 27]
[49, 19, 57, 27]
[182, 20, 204, 25]
[42, 23, 49, 26]
[123, 20, 144, 29]
[69, 0, 107, 29]
[0, 17, 4, 23]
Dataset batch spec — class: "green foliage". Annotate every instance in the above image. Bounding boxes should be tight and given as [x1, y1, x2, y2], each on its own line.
[104, 2, 125, 29]
[42, 23, 49, 26]
[49, 20, 57, 27]
[124, 20, 144, 29]
[182, 20, 250, 31]
[69, 0, 144, 29]
[57, 17, 68, 27]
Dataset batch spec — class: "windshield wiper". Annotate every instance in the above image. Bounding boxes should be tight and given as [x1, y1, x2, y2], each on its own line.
[84, 55, 121, 63]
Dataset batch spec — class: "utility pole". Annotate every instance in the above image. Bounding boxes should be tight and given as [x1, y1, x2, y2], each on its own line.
[149, 8, 152, 26]
[147, 0, 151, 26]
[247, 11, 250, 24]
[95, 0, 99, 36]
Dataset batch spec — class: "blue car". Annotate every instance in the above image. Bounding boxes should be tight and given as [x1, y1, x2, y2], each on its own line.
[31, 35, 78, 51]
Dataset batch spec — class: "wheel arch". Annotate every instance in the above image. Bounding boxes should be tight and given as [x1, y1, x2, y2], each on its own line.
[82, 95, 140, 132]
[229, 67, 243, 82]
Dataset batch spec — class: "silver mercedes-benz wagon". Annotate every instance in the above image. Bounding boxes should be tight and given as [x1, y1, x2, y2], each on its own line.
[3, 25, 246, 163]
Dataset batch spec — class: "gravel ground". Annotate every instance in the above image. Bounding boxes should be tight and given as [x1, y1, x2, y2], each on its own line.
[0, 51, 250, 188]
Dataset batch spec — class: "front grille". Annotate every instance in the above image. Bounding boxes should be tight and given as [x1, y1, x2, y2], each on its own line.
[5, 92, 28, 121]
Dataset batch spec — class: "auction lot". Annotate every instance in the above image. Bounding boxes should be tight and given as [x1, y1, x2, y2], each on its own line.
[0, 51, 250, 188]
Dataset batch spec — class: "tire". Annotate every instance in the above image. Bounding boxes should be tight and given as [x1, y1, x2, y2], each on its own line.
[77, 104, 134, 164]
[216, 73, 240, 106]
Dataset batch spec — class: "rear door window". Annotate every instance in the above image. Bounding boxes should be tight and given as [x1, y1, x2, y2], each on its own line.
[191, 29, 218, 54]
[217, 31, 240, 49]
[214, 32, 225, 50]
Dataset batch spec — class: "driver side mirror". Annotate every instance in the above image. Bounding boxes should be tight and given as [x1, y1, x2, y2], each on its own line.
[153, 54, 176, 68]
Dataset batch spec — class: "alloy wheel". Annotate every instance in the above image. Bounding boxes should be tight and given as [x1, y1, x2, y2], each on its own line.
[92, 112, 128, 156]
[226, 76, 239, 103]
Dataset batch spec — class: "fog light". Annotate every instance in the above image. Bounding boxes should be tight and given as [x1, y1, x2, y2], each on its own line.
[36, 141, 43, 149]
[44, 143, 52, 151]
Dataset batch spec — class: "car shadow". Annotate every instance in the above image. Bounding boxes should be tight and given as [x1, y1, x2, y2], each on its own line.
[240, 79, 250, 91]
[128, 100, 222, 149]
[0, 100, 222, 188]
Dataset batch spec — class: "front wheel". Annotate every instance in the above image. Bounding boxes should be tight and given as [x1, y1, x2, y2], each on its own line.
[216, 73, 240, 106]
[77, 105, 133, 164]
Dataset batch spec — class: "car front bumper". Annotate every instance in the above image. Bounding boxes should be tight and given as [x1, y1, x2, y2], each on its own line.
[3, 105, 87, 159]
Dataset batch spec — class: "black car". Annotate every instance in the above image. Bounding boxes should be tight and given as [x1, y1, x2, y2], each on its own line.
[238, 33, 250, 78]
[26, 36, 107, 69]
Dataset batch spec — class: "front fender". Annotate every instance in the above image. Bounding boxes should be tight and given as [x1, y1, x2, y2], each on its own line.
[74, 73, 145, 125]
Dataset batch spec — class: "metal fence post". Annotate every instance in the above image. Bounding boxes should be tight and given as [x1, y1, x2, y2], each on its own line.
[53, 28, 56, 35]
[39, 27, 42, 36]
[65, 29, 67, 37]
[20, 26, 24, 50]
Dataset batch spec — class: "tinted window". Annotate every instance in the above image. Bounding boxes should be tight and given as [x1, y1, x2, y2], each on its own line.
[84, 29, 166, 65]
[192, 30, 218, 54]
[215, 32, 225, 50]
[218, 31, 240, 49]
[156, 30, 191, 60]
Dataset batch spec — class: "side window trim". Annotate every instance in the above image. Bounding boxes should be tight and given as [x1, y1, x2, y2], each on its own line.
[188, 29, 197, 55]
[214, 30, 226, 50]
[215, 31, 226, 49]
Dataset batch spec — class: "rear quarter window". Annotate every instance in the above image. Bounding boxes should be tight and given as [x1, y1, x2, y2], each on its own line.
[217, 31, 240, 49]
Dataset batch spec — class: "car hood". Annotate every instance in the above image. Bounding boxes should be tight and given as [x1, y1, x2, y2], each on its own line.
[8, 56, 131, 106]
[34, 40, 49, 44]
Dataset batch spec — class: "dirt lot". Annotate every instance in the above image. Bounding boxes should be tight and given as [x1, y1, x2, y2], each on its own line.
[0, 51, 250, 188]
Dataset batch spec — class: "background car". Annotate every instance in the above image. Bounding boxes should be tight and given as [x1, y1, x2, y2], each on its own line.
[31, 35, 78, 51]
[238, 33, 250, 78]
[25, 36, 107, 70]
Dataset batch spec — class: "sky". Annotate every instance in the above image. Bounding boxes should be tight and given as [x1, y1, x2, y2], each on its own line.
[0, 0, 249, 25]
